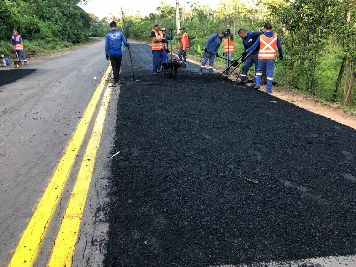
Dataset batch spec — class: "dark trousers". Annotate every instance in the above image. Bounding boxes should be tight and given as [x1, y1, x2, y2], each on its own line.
[178, 48, 187, 62]
[15, 50, 25, 60]
[110, 54, 122, 82]
[240, 53, 258, 81]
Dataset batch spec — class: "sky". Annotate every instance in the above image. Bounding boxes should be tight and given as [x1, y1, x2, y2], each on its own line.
[79, 0, 221, 18]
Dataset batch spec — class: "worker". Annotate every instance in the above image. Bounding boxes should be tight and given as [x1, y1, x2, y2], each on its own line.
[177, 27, 189, 63]
[11, 30, 25, 65]
[1, 54, 11, 67]
[223, 29, 234, 72]
[237, 28, 262, 84]
[200, 31, 227, 74]
[161, 28, 173, 52]
[151, 24, 166, 74]
[246, 22, 283, 93]
[159, 27, 172, 72]
[105, 21, 130, 86]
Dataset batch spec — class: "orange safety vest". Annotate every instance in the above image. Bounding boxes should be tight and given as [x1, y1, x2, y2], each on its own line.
[12, 35, 24, 51]
[223, 37, 234, 53]
[258, 33, 278, 60]
[179, 33, 189, 50]
[151, 30, 164, 51]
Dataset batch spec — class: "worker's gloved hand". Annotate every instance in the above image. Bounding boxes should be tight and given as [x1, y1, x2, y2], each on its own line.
[279, 54, 283, 60]
[126, 43, 130, 48]
[106, 54, 110, 60]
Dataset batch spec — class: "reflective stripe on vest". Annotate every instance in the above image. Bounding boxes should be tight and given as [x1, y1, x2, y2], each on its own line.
[151, 30, 164, 51]
[223, 37, 234, 53]
[258, 33, 277, 60]
[12, 35, 23, 51]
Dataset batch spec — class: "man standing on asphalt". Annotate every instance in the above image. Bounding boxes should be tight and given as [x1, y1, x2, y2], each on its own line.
[237, 28, 262, 84]
[177, 27, 189, 63]
[200, 31, 227, 74]
[151, 24, 166, 74]
[246, 22, 283, 93]
[105, 21, 130, 86]
[11, 30, 25, 65]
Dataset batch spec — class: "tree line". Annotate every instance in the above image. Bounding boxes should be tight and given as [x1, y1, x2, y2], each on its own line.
[0, 0, 107, 54]
[121, 0, 356, 108]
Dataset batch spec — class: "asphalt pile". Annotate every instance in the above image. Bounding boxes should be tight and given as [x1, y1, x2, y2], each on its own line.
[104, 44, 356, 267]
[0, 69, 37, 87]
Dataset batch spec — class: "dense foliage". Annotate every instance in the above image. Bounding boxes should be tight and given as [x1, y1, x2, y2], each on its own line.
[122, 0, 356, 108]
[0, 0, 107, 55]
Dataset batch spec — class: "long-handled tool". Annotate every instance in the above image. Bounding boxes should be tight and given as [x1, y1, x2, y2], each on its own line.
[127, 46, 135, 81]
[216, 54, 243, 78]
[217, 52, 252, 78]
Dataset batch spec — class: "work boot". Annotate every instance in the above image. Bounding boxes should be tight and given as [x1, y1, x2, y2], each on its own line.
[236, 78, 246, 85]
[253, 84, 261, 90]
[109, 82, 116, 87]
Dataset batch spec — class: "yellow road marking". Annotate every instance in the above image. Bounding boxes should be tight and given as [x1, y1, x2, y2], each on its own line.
[9, 66, 112, 267]
[47, 84, 113, 267]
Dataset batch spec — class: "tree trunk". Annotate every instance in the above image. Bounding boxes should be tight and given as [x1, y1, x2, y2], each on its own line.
[176, 0, 181, 34]
[332, 56, 346, 102]
[307, 63, 317, 95]
[342, 60, 356, 107]
[121, 8, 125, 33]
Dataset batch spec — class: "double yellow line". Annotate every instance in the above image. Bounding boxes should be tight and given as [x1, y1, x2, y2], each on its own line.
[9, 66, 113, 267]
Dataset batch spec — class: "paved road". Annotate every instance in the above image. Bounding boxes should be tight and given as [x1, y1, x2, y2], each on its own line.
[105, 44, 356, 266]
[1, 41, 356, 267]
[0, 40, 116, 266]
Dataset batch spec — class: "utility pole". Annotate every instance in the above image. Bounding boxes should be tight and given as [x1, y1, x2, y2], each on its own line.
[175, 0, 181, 33]
[121, 8, 125, 33]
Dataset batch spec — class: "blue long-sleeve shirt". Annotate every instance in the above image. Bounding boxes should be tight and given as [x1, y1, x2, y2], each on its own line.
[11, 35, 23, 45]
[163, 34, 173, 42]
[105, 29, 129, 56]
[246, 32, 283, 56]
[204, 34, 222, 54]
[242, 32, 262, 52]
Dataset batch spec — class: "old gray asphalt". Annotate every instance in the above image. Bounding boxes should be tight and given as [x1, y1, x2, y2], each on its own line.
[0, 40, 116, 266]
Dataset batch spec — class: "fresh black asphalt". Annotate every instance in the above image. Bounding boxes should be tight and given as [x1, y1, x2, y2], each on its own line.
[0, 69, 37, 87]
[104, 44, 356, 266]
